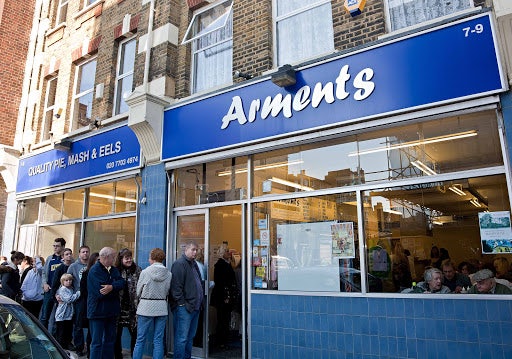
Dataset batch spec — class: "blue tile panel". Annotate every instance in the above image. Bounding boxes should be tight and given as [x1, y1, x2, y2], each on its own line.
[137, 163, 168, 268]
[251, 294, 512, 359]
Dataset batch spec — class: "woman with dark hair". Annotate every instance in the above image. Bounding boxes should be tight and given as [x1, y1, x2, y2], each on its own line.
[20, 255, 44, 317]
[0, 251, 25, 300]
[114, 248, 141, 359]
[80, 252, 99, 357]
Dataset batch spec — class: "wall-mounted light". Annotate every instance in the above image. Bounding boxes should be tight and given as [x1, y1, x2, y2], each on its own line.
[271, 64, 296, 87]
[54, 108, 63, 119]
[234, 70, 253, 80]
[53, 139, 72, 151]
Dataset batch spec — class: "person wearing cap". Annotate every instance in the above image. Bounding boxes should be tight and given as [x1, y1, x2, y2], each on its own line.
[468, 269, 512, 294]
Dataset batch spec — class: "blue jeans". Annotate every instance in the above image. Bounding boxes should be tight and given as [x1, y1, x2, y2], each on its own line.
[132, 315, 167, 359]
[172, 306, 200, 359]
[39, 291, 54, 329]
[89, 317, 117, 359]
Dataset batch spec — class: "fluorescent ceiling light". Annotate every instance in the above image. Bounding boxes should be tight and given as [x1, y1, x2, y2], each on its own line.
[448, 185, 466, 196]
[217, 160, 303, 176]
[268, 177, 314, 191]
[348, 130, 477, 157]
[470, 198, 482, 208]
[90, 192, 137, 203]
[384, 209, 403, 216]
[411, 160, 437, 176]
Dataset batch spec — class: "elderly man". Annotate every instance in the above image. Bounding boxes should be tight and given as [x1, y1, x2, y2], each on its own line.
[402, 267, 451, 294]
[88, 247, 125, 359]
[441, 259, 471, 293]
[468, 269, 512, 294]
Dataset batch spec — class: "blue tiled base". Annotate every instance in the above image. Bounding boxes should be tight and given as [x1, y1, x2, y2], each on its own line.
[251, 294, 512, 359]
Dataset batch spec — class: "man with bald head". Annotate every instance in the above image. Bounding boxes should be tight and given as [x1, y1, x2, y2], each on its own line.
[88, 247, 125, 359]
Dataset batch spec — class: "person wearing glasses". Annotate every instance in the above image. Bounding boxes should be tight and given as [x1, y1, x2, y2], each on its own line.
[40, 237, 66, 331]
[441, 259, 471, 293]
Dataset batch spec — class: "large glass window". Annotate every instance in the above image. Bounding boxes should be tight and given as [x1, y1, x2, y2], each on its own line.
[386, 0, 473, 32]
[252, 111, 502, 196]
[364, 174, 511, 293]
[274, 0, 334, 66]
[73, 59, 97, 129]
[41, 77, 57, 142]
[38, 223, 82, 257]
[85, 217, 136, 254]
[41, 189, 84, 223]
[174, 157, 248, 207]
[183, 0, 233, 93]
[87, 179, 139, 217]
[252, 193, 363, 292]
[114, 37, 136, 115]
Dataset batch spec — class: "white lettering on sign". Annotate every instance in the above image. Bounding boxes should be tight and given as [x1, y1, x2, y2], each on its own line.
[220, 64, 375, 130]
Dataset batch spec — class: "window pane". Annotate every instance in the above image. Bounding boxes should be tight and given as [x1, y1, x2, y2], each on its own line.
[85, 217, 135, 254]
[38, 223, 81, 256]
[63, 189, 84, 220]
[387, 0, 472, 32]
[115, 74, 133, 114]
[363, 174, 510, 293]
[76, 91, 93, 127]
[252, 111, 503, 196]
[175, 158, 248, 207]
[183, 0, 232, 43]
[41, 194, 63, 222]
[193, 39, 232, 92]
[119, 39, 136, 74]
[88, 179, 138, 217]
[78, 60, 96, 94]
[276, 1, 333, 66]
[252, 193, 363, 292]
[20, 199, 40, 225]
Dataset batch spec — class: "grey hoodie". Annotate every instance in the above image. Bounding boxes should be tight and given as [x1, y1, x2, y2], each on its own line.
[136, 262, 172, 317]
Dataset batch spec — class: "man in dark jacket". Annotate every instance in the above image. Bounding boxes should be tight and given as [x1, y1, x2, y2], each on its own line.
[87, 247, 125, 359]
[170, 241, 204, 359]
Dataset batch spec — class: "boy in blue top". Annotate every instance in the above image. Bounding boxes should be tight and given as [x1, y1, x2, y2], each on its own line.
[40, 237, 65, 331]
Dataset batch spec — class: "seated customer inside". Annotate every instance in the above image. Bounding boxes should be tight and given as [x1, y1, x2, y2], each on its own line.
[468, 269, 512, 294]
[402, 267, 451, 294]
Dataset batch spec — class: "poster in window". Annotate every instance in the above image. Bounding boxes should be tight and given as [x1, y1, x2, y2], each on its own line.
[479, 211, 512, 254]
[331, 222, 355, 259]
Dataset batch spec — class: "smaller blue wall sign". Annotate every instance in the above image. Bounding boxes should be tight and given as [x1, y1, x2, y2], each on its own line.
[16, 126, 141, 194]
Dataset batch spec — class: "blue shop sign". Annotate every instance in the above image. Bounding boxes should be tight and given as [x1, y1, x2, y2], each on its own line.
[162, 12, 506, 160]
[16, 126, 141, 194]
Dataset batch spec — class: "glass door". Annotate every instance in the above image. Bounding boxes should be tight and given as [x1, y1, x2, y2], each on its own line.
[172, 206, 245, 358]
[173, 209, 209, 358]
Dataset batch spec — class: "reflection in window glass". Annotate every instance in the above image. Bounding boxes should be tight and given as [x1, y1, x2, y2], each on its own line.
[73, 59, 97, 128]
[174, 158, 248, 207]
[363, 174, 510, 293]
[253, 111, 502, 196]
[20, 199, 40, 225]
[88, 179, 138, 217]
[38, 223, 81, 257]
[85, 217, 135, 254]
[41, 194, 63, 223]
[63, 189, 84, 220]
[252, 193, 365, 292]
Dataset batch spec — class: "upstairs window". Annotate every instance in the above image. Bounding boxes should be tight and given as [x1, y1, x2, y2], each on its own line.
[41, 77, 57, 141]
[114, 37, 136, 115]
[386, 0, 473, 32]
[183, 0, 233, 94]
[56, 0, 69, 26]
[73, 58, 97, 129]
[274, 0, 334, 66]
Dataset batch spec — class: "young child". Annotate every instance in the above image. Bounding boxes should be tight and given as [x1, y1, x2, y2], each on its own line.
[55, 273, 80, 349]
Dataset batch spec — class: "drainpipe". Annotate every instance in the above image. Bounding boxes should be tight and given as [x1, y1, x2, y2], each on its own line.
[143, 0, 156, 93]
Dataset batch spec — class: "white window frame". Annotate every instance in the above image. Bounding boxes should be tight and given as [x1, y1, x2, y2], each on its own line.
[72, 58, 97, 129]
[383, 0, 475, 33]
[41, 77, 58, 141]
[273, 0, 334, 67]
[56, 0, 69, 26]
[185, 0, 233, 94]
[113, 37, 136, 116]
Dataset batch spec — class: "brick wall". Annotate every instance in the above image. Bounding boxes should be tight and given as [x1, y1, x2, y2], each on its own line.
[0, 0, 35, 146]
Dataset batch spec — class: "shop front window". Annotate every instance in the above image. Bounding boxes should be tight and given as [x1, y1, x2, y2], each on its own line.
[87, 178, 139, 217]
[252, 111, 502, 196]
[251, 193, 364, 292]
[363, 174, 511, 293]
[38, 223, 82, 257]
[84, 217, 135, 254]
[41, 189, 84, 223]
[19, 199, 40, 225]
[174, 157, 248, 207]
